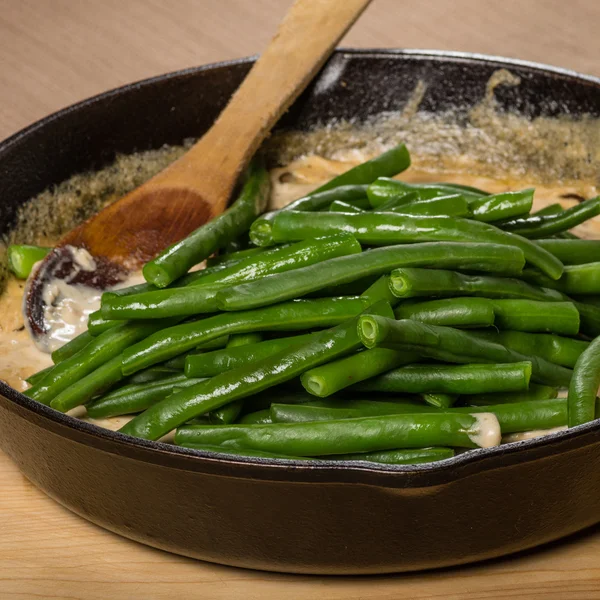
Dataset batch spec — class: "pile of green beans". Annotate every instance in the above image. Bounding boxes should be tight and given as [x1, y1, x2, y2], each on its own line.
[22, 144, 600, 466]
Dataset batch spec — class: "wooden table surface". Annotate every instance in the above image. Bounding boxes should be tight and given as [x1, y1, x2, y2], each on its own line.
[1, 1, 599, 598]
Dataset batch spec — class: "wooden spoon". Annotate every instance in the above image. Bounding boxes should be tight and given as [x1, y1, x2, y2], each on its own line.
[25, 0, 372, 345]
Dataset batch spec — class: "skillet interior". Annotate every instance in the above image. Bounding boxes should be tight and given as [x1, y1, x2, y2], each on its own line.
[1, 50, 600, 574]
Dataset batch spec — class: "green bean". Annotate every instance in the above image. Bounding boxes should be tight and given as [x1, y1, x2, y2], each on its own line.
[374, 191, 420, 211]
[25, 365, 54, 386]
[102, 234, 362, 320]
[86, 374, 204, 419]
[394, 297, 496, 328]
[468, 330, 588, 369]
[389, 267, 564, 301]
[271, 399, 434, 423]
[533, 204, 564, 217]
[174, 412, 501, 454]
[535, 239, 600, 265]
[87, 311, 123, 336]
[26, 321, 170, 405]
[469, 189, 534, 223]
[300, 348, 418, 397]
[501, 196, 600, 239]
[164, 335, 232, 370]
[354, 362, 532, 395]
[101, 281, 157, 300]
[126, 366, 180, 384]
[50, 355, 125, 413]
[357, 316, 572, 386]
[464, 383, 559, 406]
[272, 397, 570, 435]
[360, 275, 398, 306]
[206, 246, 269, 268]
[120, 301, 394, 440]
[433, 182, 489, 196]
[210, 331, 265, 424]
[366, 178, 484, 208]
[389, 194, 470, 217]
[323, 447, 455, 464]
[421, 393, 457, 409]
[573, 300, 600, 337]
[7, 244, 50, 279]
[328, 199, 369, 213]
[490, 299, 580, 335]
[568, 335, 600, 426]
[121, 296, 373, 377]
[216, 242, 526, 312]
[51, 331, 94, 364]
[521, 263, 600, 295]
[250, 143, 411, 245]
[265, 211, 562, 279]
[238, 409, 273, 425]
[185, 333, 318, 378]
[143, 159, 270, 288]
[226, 333, 264, 348]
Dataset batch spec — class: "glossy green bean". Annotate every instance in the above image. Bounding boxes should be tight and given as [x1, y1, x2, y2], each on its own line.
[468, 330, 588, 368]
[27, 321, 169, 405]
[265, 211, 562, 279]
[389, 267, 564, 302]
[521, 263, 600, 295]
[225, 333, 264, 348]
[394, 297, 496, 328]
[51, 331, 94, 364]
[87, 311, 123, 336]
[206, 246, 268, 268]
[360, 275, 398, 305]
[421, 393, 457, 409]
[568, 335, 600, 426]
[328, 199, 368, 213]
[533, 204, 564, 217]
[300, 348, 418, 397]
[174, 412, 501, 454]
[238, 409, 273, 425]
[102, 234, 362, 320]
[323, 447, 455, 464]
[119, 301, 394, 440]
[216, 242, 526, 311]
[469, 189, 534, 222]
[354, 362, 532, 394]
[374, 191, 420, 211]
[502, 196, 600, 239]
[573, 300, 600, 337]
[535, 239, 600, 265]
[271, 398, 570, 434]
[185, 333, 318, 377]
[25, 365, 54, 386]
[464, 383, 559, 406]
[389, 194, 470, 217]
[250, 143, 411, 244]
[357, 316, 572, 386]
[85, 374, 204, 418]
[490, 299, 580, 335]
[121, 296, 368, 376]
[125, 366, 180, 384]
[164, 335, 231, 370]
[7, 244, 50, 279]
[143, 160, 270, 288]
[366, 178, 484, 208]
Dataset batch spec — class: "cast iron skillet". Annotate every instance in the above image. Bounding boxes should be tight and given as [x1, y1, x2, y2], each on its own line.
[1, 50, 600, 575]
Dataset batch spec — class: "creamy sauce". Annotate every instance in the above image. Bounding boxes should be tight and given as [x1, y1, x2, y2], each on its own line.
[467, 413, 502, 448]
[0, 148, 598, 445]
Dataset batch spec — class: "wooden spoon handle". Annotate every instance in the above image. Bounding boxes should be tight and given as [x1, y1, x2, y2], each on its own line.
[174, 0, 372, 191]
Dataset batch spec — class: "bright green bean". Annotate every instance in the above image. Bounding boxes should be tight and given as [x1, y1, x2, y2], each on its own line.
[300, 348, 418, 397]
[143, 159, 270, 288]
[521, 263, 600, 295]
[265, 210, 562, 279]
[535, 239, 600, 265]
[394, 297, 496, 328]
[501, 196, 600, 239]
[490, 299, 580, 335]
[464, 383, 559, 406]
[328, 200, 367, 213]
[421, 393, 457, 409]
[568, 335, 600, 427]
[174, 412, 501, 454]
[470, 189, 534, 223]
[51, 331, 94, 364]
[120, 302, 394, 440]
[354, 362, 532, 394]
[389, 194, 470, 217]
[357, 316, 572, 387]
[7, 244, 50, 279]
[216, 242, 526, 311]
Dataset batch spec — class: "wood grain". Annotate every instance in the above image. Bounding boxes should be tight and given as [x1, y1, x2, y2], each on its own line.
[1, 1, 600, 598]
